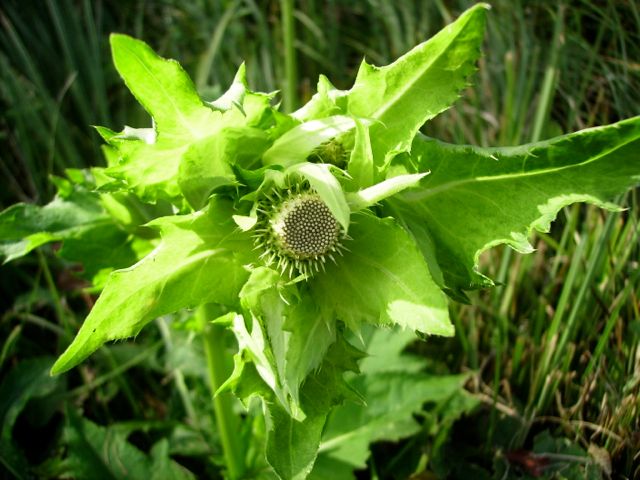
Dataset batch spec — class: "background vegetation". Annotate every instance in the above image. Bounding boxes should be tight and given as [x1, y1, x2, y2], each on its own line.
[1, 0, 638, 478]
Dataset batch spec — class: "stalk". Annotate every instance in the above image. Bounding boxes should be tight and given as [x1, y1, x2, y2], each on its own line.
[37, 250, 69, 335]
[530, 4, 565, 142]
[197, 304, 245, 479]
[280, 0, 298, 111]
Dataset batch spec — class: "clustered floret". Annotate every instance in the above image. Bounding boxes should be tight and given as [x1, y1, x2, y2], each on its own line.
[254, 188, 346, 278]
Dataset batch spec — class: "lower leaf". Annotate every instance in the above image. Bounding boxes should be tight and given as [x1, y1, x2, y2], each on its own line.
[265, 335, 363, 480]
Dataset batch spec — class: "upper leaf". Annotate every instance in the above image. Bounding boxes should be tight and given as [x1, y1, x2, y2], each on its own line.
[110, 34, 219, 140]
[107, 36, 273, 205]
[344, 3, 488, 165]
[388, 116, 640, 294]
[50, 198, 256, 374]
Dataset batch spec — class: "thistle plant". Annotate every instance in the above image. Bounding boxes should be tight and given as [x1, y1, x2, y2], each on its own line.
[1, 3, 639, 479]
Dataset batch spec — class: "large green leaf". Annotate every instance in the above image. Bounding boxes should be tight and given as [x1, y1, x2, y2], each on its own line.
[344, 3, 488, 165]
[311, 213, 451, 336]
[51, 198, 255, 375]
[105, 35, 229, 203]
[105, 36, 281, 204]
[219, 333, 362, 480]
[0, 187, 139, 284]
[388, 116, 640, 294]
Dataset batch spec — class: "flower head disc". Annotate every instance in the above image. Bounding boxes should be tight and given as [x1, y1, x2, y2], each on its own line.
[256, 190, 346, 278]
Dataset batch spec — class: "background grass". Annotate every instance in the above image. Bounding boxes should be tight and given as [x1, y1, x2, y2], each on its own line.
[1, 0, 638, 479]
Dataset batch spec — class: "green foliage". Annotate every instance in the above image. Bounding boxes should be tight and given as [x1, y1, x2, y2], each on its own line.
[0, 357, 63, 477]
[51, 198, 255, 375]
[311, 213, 450, 334]
[0, 186, 111, 263]
[390, 118, 640, 294]
[345, 3, 488, 164]
[59, 408, 195, 480]
[312, 328, 478, 477]
[1, 2, 639, 479]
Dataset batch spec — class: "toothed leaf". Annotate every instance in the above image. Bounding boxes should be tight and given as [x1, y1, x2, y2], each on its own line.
[389, 117, 640, 294]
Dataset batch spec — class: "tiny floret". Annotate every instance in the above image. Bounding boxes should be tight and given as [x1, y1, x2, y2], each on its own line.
[255, 189, 346, 277]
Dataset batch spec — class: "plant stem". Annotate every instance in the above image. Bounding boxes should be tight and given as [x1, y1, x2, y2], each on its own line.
[37, 250, 70, 335]
[155, 318, 198, 427]
[197, 305, 245, 479]
[531, 4, 565, 142]
[280, 0, 297, 111]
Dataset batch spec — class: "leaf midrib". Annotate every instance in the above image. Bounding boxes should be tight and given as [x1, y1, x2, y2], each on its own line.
[403, 134, 640, 203]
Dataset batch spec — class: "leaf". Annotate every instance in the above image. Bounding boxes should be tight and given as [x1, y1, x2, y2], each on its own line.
[104, 38, 279, 204]
[0, 188, 139, 284]
[319, 371, 472, 471]
[177, 128, 270, 209]
[221, 326, 362, 480]
[61, 408, 194, 480]
[345, 3, 488, 165]
[0, 189, 108, 263]
[235, 268, 336, 419]
[264, 335, 362, 480]
[110, 34, 218, 140]
[313, 328, 478, 476]
[106, 36, 255, 204]
[281, 298, 336, 406]
[388, 116, 640, 293]
[311, 213, 452, 336]
[262, 116, 357, 167]
[51, 198, 255, 375]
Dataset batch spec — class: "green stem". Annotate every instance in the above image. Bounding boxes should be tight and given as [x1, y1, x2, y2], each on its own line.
[197, 305, 245, 479]
[280, 0, 297, 112]
[531, 4, 564, 142]
[156, 318, 198, 426]
[37, 250, 70, 335]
